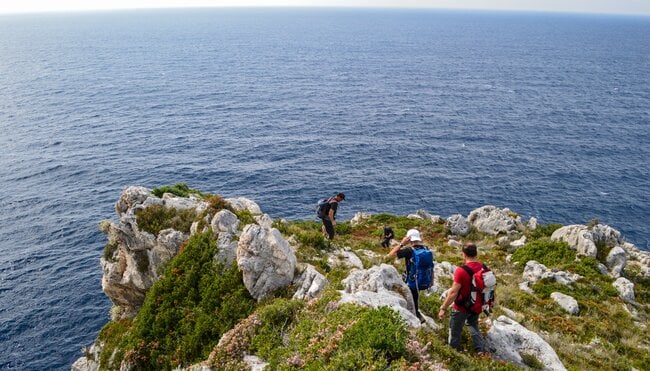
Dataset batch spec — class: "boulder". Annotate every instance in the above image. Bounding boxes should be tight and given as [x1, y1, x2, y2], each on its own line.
[211, 209, 240, 235]
[551, 225, 597, 257]
[606, 246, 627, 278]
[591, 224, 623, 247]
[487, 316, 566, 370]
[350, 211, 372, 226]
[215, 233, 238, 266]
[327, 249, 364, 270]
[237, 224, 297, 301]
[510, 235, 527, 249]
[226, 197, 262, 215]
[433, 261, 456, 292]
[446, 214, 470, 236]
[71, 343, 101, 371]
[519, 281, 534, 294]
[497, 236, 509, 247]
[527, 217, 538, 230]
[161, 193, 200, 210]
[407, 214, 424, 220]
[613, 277, 635, 304]
[522, 261, 583, 285]
[467, 205, 521, 235]
[293, 264, 329, 301]
[340, 264, 426, 327]
[415, 209, 433, 220]
[115, 186, 152, 216]
[254, 213, 274, 229]
[244, 355, 269, 371]
[550, 292, 579, 315]
[447, 239, 462, 248]
[430, 215, 443, 224]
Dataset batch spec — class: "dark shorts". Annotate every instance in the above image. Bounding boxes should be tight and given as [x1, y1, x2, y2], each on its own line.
[321, 218, 334, 239]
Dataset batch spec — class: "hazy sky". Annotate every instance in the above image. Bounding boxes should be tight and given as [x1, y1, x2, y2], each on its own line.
[1, 0, 649, 16]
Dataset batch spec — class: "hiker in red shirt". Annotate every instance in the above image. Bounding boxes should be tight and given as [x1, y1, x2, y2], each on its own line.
[438, 243, 486, 353]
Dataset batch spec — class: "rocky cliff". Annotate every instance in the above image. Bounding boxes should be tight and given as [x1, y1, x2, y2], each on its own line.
[73, 185, 649, 371]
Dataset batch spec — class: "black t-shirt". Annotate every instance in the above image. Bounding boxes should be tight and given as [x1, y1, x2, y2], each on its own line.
[327, 199, 338, 220]
[384, 227, 394, 239]
[396, 246, 414, 274]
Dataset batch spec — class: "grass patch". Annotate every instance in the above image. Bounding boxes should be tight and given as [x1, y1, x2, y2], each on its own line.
[526, 223, 562, 240]
[233, 208, 256, 229]
[136, 205, 196, 235]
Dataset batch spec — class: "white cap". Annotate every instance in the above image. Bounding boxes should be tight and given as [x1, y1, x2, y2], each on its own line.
[406, 229, 422, 242]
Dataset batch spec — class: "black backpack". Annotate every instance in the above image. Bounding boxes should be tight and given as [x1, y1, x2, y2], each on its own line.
[316, 197, 331, 218]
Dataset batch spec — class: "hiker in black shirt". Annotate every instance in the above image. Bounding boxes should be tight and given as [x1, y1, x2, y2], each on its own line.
[319, 193, 345, 240]
[381, 225, 394, 248]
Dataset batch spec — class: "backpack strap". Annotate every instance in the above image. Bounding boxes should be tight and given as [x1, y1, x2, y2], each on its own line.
[460, 264, 474, 278]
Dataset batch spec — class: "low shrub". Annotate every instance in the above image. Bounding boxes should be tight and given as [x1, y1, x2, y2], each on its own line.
[110, 232, 256, 369]
[151, 183, 201, 198]
[103, 241, 118, 262]
[234, 208, 256, 229]
[510, 238, 575, 268]
[135, 205, 196, 235]
[527, 223, 562, 240]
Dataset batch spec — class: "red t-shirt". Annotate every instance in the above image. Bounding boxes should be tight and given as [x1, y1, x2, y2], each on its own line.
[452, 261, 483, 312]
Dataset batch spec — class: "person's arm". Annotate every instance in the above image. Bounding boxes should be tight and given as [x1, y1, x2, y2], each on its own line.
[328, 207, 336, 226]
[438, 281, 461, 320]
[387, 236, 411, 258]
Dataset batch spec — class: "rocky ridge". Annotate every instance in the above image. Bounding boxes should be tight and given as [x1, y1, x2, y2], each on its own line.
[74, 187, 650, 371]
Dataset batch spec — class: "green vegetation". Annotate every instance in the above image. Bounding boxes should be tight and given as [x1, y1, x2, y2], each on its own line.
[96, 192, 649, 371]
[510, 238, 575, 268]
[103, 241, 118, 262]
[233, 208, 256, 229]
[151, 183, 202, 198]
[98, 231, 255, 369]
[135, 205, 196, 235]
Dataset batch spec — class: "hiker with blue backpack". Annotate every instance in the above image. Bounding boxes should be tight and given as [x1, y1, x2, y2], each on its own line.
[316, 193, 345, 240]
[438, 243, 495, 354]
[387, 228, 435, 323]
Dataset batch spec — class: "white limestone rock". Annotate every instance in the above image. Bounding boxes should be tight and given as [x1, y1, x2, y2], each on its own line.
[487, 316, 567, 371]
[446, 214, 470, 236]
[550, 292, 579, 315]
[510, 235, 527, 249]
[350, 211, 372, 226]
[115, 186, 153, 216]
[215, 232, 238, 266]
[237, 224, 297, 301]
[328, 249, 364, 270]
[162, 193, 200, 210]
[447, 239, 463, 248]
[430, 215, 443, 224]
[613, 277, 635, 304]
[407, 214, 424, 220]
[551, 225, 597, 258]
[253, 213, 274, 229]
[591, 224, 623, 247]
[522, 261, 583, 285]
[519, 281, 534, 294]
[498, 236, 510, 247]
[339, 264, 432, 328]
[226, 197, 263, 215]
[71, 343, 102, 371]
[468, 205, 521, 235]
[211, 209, 240, 235]
[527, 217, 538, 230]
[243, 355, 269, 371]
[606, 246, 627, 278]
[293, 264, 329, 301]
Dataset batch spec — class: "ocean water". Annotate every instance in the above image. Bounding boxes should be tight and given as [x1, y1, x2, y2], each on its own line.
[0, 8, 648, 369]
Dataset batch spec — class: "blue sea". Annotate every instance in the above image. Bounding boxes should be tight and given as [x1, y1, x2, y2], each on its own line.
[0, 8, 648, 369]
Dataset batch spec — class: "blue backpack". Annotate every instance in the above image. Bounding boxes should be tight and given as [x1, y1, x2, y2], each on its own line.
[406, 246, 434, 290]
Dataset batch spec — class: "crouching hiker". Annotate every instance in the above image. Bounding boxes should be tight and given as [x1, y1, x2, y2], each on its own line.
[387, 228, 435, 323]
[438, 243, 496, 354]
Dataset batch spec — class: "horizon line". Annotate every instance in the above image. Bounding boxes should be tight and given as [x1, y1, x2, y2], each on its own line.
[1, 5, 649, 17]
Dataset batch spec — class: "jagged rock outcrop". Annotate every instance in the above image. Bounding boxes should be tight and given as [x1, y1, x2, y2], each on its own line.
[487, 316, 567, 371]
[253, 213, 274, 229]
[446, 214, 470, 236]
[606, 246, 627, 278]
[339, 264, 428, 327]
[467, 205, 521, 235]
[522, 261, 583, 285]
[591, 224, 623, 247]
[101, 186, 204, 318]
[292, 264, 328, 301]
[551, 225, 597, 257]
[237, 224, 297, 301]
[350, 211, 372, 226]
[71, 343, 101, 371]
[550, 292, 579, 315]
[226, 197, 262, 215]
[216, 232, 238, 266]
[327, 249, 364, 270]
[211, 209, 240, 235]
[613, 277, 635, 304]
